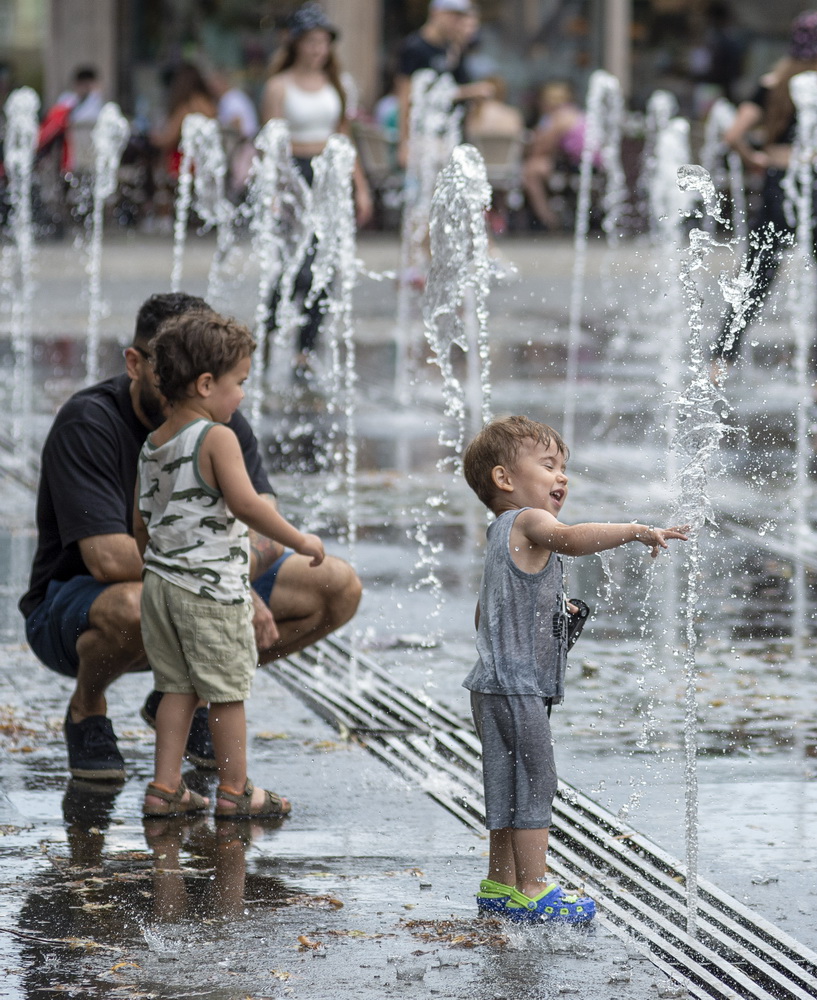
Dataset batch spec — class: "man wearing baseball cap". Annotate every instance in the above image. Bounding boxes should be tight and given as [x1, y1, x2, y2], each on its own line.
[395, 0, 493, 167]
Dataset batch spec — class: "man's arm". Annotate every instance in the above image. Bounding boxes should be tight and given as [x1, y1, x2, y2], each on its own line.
[78, 533, 143, 582]
[248, 493, 286, 579]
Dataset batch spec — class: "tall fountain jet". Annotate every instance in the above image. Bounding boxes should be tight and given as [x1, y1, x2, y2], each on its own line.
[243, 119, 303, 422]
[411, 143, 493, 639]
[395, 70, 461, 412]
[424, 144, 493, 460]
[699, 98, 747, 246]
[673, 165, 732, 937]
[171, 113, 236, 304]
[85, 103, 130, 384]
[3, 87, 40, 459]
[563, 69, 626, 446]
[782, 70, 817, 655]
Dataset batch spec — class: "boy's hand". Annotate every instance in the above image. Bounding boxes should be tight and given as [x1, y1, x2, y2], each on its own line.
[636, 524, 690, 558]
[298, 533, 325, 567]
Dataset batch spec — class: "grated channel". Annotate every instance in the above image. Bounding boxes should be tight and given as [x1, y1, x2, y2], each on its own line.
[268, 635, 817, 1000]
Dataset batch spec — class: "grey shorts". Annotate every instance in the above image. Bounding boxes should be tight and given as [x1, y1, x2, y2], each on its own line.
[141, 571, 257, 703]
[470, 691, 557, 831]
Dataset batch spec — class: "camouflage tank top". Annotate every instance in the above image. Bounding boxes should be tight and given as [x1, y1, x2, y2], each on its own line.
[137, 419, 250, 604]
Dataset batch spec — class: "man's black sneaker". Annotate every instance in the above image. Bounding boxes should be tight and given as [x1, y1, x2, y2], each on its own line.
[64, 711, 126, 782]
[140, 690, 217, 771]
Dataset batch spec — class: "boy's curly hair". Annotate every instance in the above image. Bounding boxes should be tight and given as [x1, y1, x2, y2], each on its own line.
[150, 310, 256, 403]
[463, 415, 568, 509]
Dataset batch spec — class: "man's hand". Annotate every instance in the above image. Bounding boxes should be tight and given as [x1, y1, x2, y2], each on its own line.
[251, 589, 279, 649]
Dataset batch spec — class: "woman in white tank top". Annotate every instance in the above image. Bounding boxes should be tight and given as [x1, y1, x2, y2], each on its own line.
[261, 4, 371, 222]
[260, 4, 372, 375]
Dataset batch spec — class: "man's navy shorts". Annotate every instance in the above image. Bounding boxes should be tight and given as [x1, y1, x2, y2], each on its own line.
[24, 551, 294, 678]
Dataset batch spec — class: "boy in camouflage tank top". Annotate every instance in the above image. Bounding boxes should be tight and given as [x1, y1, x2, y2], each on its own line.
[134, 310, 324, 820]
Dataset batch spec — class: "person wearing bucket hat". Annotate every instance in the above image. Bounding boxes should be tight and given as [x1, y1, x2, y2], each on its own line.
[711, 10, 817, 370]
[286, 2, 338, 42]
[260, 3, 372, 377]
[395, 0, 496, 169]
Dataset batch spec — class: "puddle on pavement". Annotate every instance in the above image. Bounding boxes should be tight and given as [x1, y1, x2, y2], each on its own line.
[3, 318, 817, 995]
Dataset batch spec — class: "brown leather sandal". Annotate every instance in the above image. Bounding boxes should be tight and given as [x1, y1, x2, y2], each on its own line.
[143, 780, 208, 818]
[214, 778, 291, 820]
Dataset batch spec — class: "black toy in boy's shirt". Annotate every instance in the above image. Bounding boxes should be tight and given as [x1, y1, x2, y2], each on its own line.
[566, 598, 591, 650]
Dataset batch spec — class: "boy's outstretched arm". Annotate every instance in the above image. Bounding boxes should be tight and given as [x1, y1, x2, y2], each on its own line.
[205, 425, 325, 566]
[518, 509, 689, 558]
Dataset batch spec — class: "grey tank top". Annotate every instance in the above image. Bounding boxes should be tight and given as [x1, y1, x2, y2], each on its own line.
[463, 508, 568, 699]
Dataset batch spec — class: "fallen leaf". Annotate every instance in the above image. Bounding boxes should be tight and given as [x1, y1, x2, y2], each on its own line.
[297, 935, 322, 951]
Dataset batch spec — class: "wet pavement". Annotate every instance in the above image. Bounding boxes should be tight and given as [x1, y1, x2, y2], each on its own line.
[1, 227, 817, 998]
[1, 663, 684, 1000]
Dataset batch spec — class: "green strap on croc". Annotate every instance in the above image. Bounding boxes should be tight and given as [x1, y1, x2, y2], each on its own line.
[477, 878, 514, 899]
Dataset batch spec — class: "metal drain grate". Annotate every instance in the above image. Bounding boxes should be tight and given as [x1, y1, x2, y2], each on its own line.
[269, 636, 817, 1000]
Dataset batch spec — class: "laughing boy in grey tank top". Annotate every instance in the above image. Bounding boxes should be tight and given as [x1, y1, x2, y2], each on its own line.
[462, 415, 688, 924]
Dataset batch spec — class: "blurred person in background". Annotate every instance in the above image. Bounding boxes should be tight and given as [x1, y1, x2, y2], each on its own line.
[260, 2, 371, 378]
[465, 75, 524, 139]
[710, 10, 817, 368]
[38, 66, 104, 172]
[522, 79, 587, 230]
[146, 62, 218, 227]
[395, 0, 495, 168]
[465, 75, 525, 235]
[150, 62, 218, 173]
[208, 64, 259, 200]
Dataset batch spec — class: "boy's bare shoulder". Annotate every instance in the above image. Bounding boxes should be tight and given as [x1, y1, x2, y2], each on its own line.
[199, 422, 240, 452]
[514, 507, 561, 532]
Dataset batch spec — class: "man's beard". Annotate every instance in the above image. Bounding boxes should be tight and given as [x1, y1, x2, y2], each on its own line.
[138, 382, 166, 429]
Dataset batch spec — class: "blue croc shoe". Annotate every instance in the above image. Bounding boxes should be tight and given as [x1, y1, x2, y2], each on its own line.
[476, 879, 513, 915]
[506, 883, 596, 924]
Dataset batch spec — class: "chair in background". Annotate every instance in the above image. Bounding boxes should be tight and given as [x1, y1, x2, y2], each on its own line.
[467, 131, 527, 234]
[352, 120, 402, 228]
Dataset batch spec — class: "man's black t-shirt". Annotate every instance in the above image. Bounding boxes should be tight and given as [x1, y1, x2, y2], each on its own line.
[19, 373, 273, 619]
[397, 31, 469, 85]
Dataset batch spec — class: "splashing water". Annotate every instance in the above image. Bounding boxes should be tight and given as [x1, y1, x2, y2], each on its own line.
[672, 166, 732, 937]
[409, 144, 493, 639]
[395, 70, 461, 414]
[3, 86, 40, 457]
[85, 103, 130, 384]
[424, 144, 493, 458]
[782, 71, 817, 654]
[640, 90, 679, 234]
[301, 134, 359, 554]
[699, 98, 747, 244]
[242, 120, 304, 423]
[264, 135, 358, 561]
[171, 113, 236, 302]
[563, 69, 626, 445]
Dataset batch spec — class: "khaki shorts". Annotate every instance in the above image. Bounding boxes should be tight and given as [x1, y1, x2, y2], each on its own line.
[141, 571, 257, 703]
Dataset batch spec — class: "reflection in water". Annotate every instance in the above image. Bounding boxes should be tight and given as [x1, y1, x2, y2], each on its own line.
[143, 812, 285, 923]
[14, 779, 294, 998]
